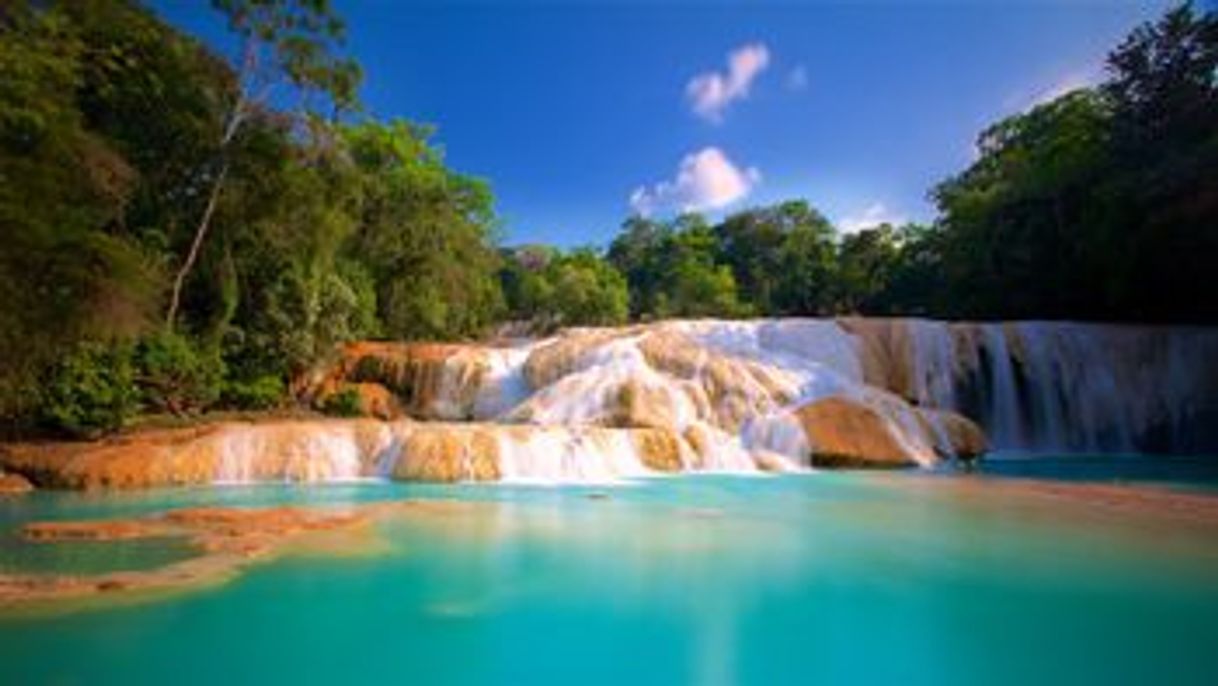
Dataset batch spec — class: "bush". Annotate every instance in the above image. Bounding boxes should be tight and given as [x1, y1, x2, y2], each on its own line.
[40, 341, 138, 437]
[320, 388, 362, 417]
[134, 331, 224, 415]
[221, 375, 284, 411]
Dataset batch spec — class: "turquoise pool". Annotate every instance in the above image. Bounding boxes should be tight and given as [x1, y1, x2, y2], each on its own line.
[1, 469, 1216, 685]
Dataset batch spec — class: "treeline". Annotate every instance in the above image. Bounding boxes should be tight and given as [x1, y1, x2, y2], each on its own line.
[1, 1, 1214, 437]
[501, 4, 1217, 327]
[1, 0, 502, 435]
[932, 4, 1217, 322]
[500, 204, 934, 325]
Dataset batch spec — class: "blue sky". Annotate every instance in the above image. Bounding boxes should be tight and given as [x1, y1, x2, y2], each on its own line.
[153, 0, 1175, 247]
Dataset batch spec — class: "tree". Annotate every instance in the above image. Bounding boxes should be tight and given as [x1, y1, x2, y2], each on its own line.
[0, 1, 159, 422]
[716, 200, 834, 314]
[835, 225, 901, 313]
[544, 249, 630, 326]
[872, 224, 948, 316]
[499, 245, 558, 322]
[1104, 3, 1218, 158]
[499, 246, 626, 327]
[343, 120, 504, 340]
[166, 0, 361, 327]
[653, 216, 749, 318]
[1101, 2, 1218, 322]
[607, 215, 670, 317]
[772, 220, 838, 315]
[931, 3, 1217, 323]
[932, 90, 1115, 318]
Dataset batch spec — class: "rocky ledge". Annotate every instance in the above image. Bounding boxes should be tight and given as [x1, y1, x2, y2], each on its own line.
[0, 405, 983, 490]
[0, 501, 474, 612]
[0, 472, 34, 495]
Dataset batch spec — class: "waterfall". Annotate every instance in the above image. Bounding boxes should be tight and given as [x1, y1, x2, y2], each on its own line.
[472, 347, 533, 419]
[892, 320, 1218, 454]
[493, 427, 655, 483]
[978, 324, 1026, 450]
[138, 319, 1218, 489]
[212, 422, 391, 483]
[907, 319, 958, 409]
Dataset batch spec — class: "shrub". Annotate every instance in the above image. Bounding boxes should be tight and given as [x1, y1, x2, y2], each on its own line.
[40, 341, 138, 437]
[221, 374, 284, 411]
[134, 331, 224, 415]
[320, 387, 362, 417]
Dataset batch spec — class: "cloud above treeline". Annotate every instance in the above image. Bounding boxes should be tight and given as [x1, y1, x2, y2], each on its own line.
[837, 203, 907, 234]
[686, 43, 771, 122]
[630, 147, 761, 216]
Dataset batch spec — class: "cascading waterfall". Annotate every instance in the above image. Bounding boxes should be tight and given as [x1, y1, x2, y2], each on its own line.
[907, 319, 958, 409]
[213, 422, 385, 483]
[82, 317, 1214, 489]
[978, 324, 1026, 449]
[493, 428, 656, 483]
[903, 320, 1218, 454]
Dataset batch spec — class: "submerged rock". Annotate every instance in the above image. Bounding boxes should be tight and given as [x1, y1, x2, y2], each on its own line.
[2, 503, 402, 611]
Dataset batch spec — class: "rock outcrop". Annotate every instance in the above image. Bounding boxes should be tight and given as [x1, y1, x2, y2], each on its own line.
[0, 472, 34, 495]
[1, 502, 437, 610]
[922, 408, 987, 459]
[0, 420, 391, 490]
[795, 396, 924, 468]
[0, 419, 698, 489]
[306, 341, 511, 420]
[793, 395, 986, 468]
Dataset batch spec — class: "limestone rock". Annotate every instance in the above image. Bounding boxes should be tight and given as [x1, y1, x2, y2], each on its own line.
[920, 408, 987, 458]
[629, 428, 685, 472]
[0, 472, 33, 495]
[794, 396, 922, 468]
[522, 328, 633, 390]
[0, 419, 395, 490]
[307, 341, 491, 420]
[390, 425, 501, 482]
[316, 382, 404, 419]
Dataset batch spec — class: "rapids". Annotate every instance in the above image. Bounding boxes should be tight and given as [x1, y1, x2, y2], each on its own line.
[302, 318, 1218, 479]
[7, 318, 1214, 487]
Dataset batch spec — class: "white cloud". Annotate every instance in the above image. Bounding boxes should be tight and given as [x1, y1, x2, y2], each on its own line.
[786, 64, 808, 92]
[838, 203, 907, 234]
[686, 43, 771, 122]
[630, 147, 761, 216]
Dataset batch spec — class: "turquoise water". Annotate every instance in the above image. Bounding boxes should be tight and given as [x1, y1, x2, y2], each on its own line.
[977, 453, 1218, 489]
[1, 471, 1217, 685]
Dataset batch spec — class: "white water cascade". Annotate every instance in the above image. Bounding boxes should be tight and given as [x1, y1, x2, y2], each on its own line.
[204, 318, 1218, 487]
[904, 321, 1218, 454]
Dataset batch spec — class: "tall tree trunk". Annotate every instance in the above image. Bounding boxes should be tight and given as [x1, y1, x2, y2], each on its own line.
[165, 162, 229, 328]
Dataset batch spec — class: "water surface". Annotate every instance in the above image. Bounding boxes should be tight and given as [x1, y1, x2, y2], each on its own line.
[1, 466, 1216, 685]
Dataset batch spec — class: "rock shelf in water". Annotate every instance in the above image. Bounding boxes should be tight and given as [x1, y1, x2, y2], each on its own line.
[4, 482, 1218, 614]
[0, 502, 475, 613]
